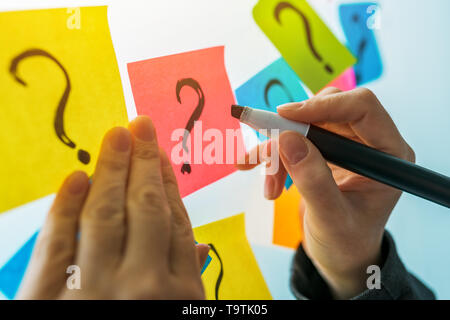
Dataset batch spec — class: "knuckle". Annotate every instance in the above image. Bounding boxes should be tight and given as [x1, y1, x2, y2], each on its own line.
[133, 142, 159, 160]
[172, 213, 192, 237]
[356, 87, 377, 103]
[101, 157, 128, 172]
[85, 184, 124, 222]
[134, 186, 164, 208]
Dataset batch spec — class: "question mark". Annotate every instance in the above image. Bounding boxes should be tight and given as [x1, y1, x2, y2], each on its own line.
[264, 78, 294, 107]
[274, 2, 334, 74]
[176, 78, 205, 175]
[9, 49, 90, 165]
[351, 13, 368, 84]
[207, 243, 223, 300]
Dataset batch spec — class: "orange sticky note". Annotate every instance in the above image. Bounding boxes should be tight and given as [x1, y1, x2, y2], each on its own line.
[127, 47, 244, 198]
[193, 214, 272, 300]
[273, 185, 303, 249]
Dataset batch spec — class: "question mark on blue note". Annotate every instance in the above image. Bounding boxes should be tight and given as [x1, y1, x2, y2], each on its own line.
[274, 2, 334, 74]
[264, 78, 295, 108]
[176, 78, 205, 175]
[10, 49, 91, 165]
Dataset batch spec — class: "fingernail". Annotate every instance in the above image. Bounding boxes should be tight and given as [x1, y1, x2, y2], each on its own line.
[130, 116, 155, 141]
[109, 127, 131, 152]
[279, 132, 309, 165]
[264, 175, 276, 199]
[277, 101, 304, 111]
[67, 171, 88, 195]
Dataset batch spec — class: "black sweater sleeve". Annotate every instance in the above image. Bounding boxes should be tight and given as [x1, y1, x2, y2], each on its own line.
[290, 231, 436, 300]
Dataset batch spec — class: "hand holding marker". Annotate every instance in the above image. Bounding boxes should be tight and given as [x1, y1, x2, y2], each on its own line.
[231, 105, 450, 209]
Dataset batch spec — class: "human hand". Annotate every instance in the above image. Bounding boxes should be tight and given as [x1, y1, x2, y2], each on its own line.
[18, 116, 209, 300]
[237, 88, 415, 299]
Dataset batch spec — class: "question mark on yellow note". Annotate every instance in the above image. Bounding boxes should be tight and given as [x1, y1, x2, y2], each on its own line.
[10, 48, 90, 165]
[274, 2, 334, 74]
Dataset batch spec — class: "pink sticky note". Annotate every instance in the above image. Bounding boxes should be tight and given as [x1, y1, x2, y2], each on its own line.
[326, 67, 356, 91]
[127, 46, 244, 197]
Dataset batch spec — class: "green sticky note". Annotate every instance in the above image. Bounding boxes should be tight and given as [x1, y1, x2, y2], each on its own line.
[253, 0, 356, 93]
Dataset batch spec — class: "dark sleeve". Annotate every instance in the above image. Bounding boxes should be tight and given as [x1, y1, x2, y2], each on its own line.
[290, 231, 436, 300]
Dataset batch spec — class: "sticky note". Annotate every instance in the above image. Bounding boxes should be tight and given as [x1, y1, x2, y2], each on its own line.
[0, 232, 38, 299]
[193, 214, 272, 300]
[339, 3, 383, 85]
[253, 0, 357, 93]
[128, 47, 244, 198]
[235, 57, 309, 139]
[235, 58, 308, 189]
[273, 185, 303, 249]
[0, 7, 128, 214]
[195, 240, 212, 274]
[326, 68, 357, 92]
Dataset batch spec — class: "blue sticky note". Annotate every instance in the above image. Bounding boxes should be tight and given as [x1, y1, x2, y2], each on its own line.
[201, 254, 212, 275]
[235, 58, 308, 189]
[339, 3, 383, 85]
[0, 232, 38, 299]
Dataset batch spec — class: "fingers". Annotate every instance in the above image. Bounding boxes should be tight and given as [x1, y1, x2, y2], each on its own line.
[264, 160, 287, 200]
[277, 88, 410, 159]
[77, 127, 132, 273]
[278, 131, 344, 219]
[196, 244, 211, 272]
[19, 171, 89, 299]
[235, 140, 270, 171]
[159, 149, 199, 277]
[124, 116, 171, 271]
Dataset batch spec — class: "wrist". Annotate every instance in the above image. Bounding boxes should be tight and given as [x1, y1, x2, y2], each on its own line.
[302, 234, 383, 299]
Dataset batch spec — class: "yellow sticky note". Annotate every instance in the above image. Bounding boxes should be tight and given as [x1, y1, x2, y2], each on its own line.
[0, 7, 128, 213]
[253, 0, 356, 93]
[193, 214, 272, 300]
[273, 185, 303, 249]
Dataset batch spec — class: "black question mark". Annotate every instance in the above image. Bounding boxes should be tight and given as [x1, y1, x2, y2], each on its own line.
[351, 14, 368, 84]
[207, 243, 223, 300]
[264, 78, 295, 108]
[274, 2, 334, 74]
[9, 49, 90, 165]
[176, 78, 205, 175]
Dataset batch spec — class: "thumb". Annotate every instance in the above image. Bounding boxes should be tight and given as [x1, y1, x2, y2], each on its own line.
[278, 131, 342, 214]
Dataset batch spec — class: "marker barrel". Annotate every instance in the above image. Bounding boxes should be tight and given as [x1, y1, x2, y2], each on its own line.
[307, 125, 450, 208]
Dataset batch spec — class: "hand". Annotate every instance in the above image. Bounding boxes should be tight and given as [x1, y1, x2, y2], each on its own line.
[237, 88, 415, 299]
[18, 116, 209, 300]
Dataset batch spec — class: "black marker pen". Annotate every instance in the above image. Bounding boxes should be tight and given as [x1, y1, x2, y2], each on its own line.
[231, 105, 450, 209]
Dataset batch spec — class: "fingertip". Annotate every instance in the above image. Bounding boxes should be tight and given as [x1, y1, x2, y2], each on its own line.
[129, 115, 156, 142]
[279, 131, 309, 165]
[105, 127, 132, 152]
[64, 171, 89, 196]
